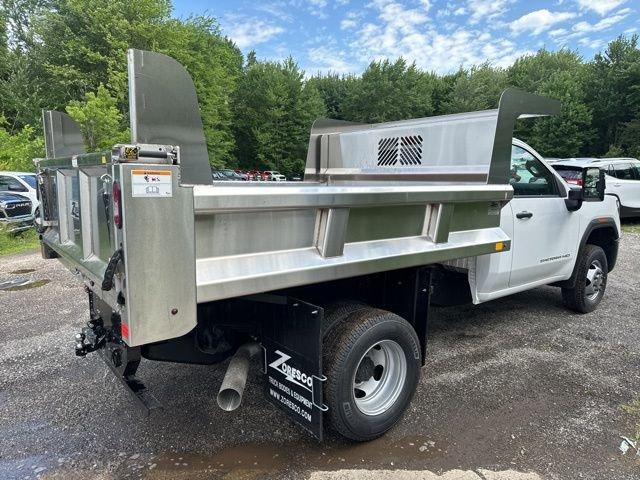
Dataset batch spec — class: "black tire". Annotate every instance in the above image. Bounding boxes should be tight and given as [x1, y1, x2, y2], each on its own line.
[561, 244, 608, 313]
[323, 307, 421, 441]
[322, 300, 366, 337]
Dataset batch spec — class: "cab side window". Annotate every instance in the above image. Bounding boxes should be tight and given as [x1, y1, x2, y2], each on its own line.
[510, 146, 558, 197]
[613, 163, 635, 180]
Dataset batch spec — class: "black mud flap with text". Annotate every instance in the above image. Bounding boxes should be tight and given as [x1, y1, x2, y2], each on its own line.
[257, 295, 327, 440]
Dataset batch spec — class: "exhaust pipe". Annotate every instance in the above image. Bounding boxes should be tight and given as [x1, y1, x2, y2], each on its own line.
[217, 342, 261, 411]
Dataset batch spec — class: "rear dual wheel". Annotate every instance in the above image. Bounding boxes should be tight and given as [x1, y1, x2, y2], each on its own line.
[322, 305, 421, 441]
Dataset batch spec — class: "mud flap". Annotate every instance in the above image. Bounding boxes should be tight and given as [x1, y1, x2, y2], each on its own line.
[253, 294, 327, 440]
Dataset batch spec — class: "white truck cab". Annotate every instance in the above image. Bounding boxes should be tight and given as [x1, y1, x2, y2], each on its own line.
[470, 139, 620, 312]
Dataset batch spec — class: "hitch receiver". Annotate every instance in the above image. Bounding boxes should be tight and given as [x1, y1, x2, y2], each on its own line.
[75, 313, 161, 416]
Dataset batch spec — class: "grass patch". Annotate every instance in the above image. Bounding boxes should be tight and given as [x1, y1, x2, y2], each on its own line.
[622, 219, 640, 234]
[0, 228, 39, 257]
[621, 399, 640, 443]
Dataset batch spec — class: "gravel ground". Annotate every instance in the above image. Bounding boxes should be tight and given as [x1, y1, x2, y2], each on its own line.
[0, 234, 639, 480]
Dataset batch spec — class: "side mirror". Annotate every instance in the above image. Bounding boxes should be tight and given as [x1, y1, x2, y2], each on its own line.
[583, 167, 605, 202]
[565, 186, 583, 212]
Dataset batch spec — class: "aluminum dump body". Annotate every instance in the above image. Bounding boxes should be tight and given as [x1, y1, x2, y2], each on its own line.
[35, 49, 559, 347]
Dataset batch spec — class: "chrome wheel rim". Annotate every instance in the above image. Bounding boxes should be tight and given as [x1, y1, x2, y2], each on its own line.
[352, 340, 407, 416]
[585, 259, 605, 301]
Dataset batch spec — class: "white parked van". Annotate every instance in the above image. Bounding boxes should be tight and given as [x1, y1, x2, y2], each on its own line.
[553, 157, 640, 218]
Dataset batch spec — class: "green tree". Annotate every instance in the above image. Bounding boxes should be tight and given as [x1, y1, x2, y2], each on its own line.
[65, 85, 129, 151]
[0, 117, 44, 171]
[341, 59, 436, 122]
[233, 58, 326, 176]
[442, 63, 508, 113]
[24, 1, 242, 166]
[30, 0, 171, 108]
[523, 71, 595, 157]
[307, 73, 358, 120]
[159, 17, 242, 167]
[584, 35, 640, 156]
[508, 49, 594, 157]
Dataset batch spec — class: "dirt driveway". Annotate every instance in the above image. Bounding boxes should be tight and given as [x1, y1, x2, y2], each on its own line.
[0, 234, 639, 480]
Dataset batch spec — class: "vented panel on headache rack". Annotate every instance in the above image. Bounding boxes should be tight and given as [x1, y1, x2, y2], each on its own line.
[377, 135, 423, 166]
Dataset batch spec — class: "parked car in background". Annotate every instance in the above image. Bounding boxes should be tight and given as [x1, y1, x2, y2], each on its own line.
[552, 157, 640, 218]
[219, 169, 247, 181]
[0, 192, 33, 233]
[233, 170, 249, 180]
[263, 170, 286, 182]
[247, 170, 265, 181]
[212, 170, 229, 181]
[0, 171, 39, 215]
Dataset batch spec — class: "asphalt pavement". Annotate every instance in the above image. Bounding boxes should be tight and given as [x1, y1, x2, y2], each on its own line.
[0, 234, 639, 480]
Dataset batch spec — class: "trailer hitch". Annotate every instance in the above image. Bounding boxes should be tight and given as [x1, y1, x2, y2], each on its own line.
[75, 319, 106, 357]
[74, 317, 161, 415]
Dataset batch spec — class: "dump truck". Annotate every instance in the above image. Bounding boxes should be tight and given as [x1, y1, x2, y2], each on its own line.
[34, 50, 619, 441]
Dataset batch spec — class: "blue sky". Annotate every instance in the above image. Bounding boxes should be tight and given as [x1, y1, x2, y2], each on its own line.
[172, 0, 639, 75]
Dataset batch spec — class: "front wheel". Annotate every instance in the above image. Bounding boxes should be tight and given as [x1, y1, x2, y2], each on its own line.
[323, 307, 421, 441]
[561, 244, 608, 313]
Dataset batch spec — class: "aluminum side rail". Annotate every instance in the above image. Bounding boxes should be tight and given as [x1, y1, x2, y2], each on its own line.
[193, 182, 512, 303]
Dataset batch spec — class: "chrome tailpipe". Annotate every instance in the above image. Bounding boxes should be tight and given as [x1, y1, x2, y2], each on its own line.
[217, 342, 261, 411]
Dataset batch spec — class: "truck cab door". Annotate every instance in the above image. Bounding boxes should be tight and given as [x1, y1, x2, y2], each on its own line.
[507, 145, 579, 288]
[473, 144, 579, 302]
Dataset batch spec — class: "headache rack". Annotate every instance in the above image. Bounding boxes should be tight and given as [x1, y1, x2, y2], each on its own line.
[35, 49, 559, 347]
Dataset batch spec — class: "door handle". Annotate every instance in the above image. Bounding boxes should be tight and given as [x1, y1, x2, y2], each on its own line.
[613, 183, 621, 187]
[516, 211, 533, 219]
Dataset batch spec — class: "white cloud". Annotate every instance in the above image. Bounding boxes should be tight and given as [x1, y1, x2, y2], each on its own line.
[467, 0, 510, 24]
[578, 37, 607, 49]
[255, 1, 294, 22]
[341, 18, 357, 29]
[510, 9, 577, 36]
[223, 17, 284, 49]
[549, 28, 568, 37]
[571, 9, 631, 34]
[349, 1, 530, 74]
[340, 11, 361, 30]
[575, 0, 627, 16]
[306, 46, 360, 75]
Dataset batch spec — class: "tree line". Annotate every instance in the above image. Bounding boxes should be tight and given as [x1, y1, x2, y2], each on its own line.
[1, 0, 639, 176]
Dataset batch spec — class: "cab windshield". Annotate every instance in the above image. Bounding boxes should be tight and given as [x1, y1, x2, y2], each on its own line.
[19, 175, 37, 189]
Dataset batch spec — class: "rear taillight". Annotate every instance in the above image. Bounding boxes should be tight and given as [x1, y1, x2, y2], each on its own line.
[112, 181, 122, 229]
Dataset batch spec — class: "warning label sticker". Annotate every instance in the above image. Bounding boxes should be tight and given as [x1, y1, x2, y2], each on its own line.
[131, 169, 172, 198]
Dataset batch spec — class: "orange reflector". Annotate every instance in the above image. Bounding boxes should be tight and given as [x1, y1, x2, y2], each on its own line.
[495, 242, 505, 251]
